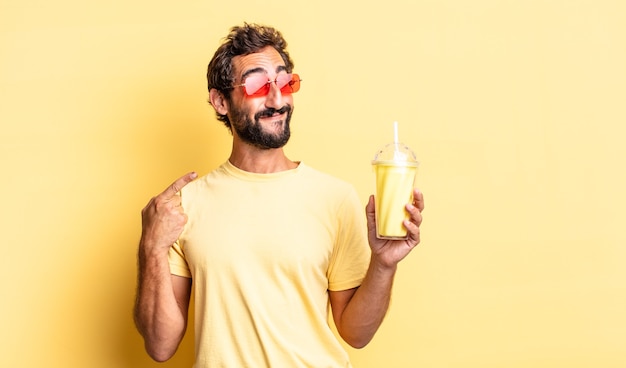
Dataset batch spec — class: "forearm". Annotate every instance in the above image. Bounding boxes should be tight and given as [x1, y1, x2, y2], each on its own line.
[334, 191, 423, 348]
[134, 242, 187, 362]
[336, 258, 397, 348]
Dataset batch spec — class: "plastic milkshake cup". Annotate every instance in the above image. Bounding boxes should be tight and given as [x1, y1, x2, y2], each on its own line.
[372, 122, 419, 239]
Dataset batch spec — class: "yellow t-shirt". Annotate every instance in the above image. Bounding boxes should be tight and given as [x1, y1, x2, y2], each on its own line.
[169, 161, 370, 368]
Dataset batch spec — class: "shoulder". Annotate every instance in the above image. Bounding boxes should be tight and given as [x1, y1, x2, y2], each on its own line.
[179, 163, 230, 198]
[297, 163, 354, 192]
[297, 163, 361, 209]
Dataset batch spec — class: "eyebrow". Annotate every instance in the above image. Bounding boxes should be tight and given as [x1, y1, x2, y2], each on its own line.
[241, 65, 289, 81]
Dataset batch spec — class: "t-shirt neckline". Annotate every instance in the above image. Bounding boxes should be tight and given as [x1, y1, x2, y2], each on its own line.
[222, 160, 303, 182]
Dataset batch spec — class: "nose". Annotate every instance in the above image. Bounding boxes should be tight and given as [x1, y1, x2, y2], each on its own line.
[264, 80, 284, 109]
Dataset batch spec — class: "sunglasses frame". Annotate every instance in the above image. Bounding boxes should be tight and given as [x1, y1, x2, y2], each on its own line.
[234, 73, 301, 97]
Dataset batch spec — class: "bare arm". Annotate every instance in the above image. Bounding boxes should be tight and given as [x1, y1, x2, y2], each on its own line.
[330, 189, 424, 348]
[133, 172, 197, 362]
[134, 255, 192, 361]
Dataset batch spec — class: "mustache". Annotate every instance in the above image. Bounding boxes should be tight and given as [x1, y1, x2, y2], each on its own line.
[255, 105, 291, 119]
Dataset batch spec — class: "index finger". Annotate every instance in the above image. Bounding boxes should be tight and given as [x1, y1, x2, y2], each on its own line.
[162, 171, 198, 198]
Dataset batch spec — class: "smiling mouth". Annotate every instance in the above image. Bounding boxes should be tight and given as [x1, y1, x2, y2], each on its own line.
[260, 111, 282, 118]
[256, 105, 290, 120]
[258, 115, 285, 128]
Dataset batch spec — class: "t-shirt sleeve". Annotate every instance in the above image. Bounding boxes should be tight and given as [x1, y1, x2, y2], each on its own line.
[327, 187, 370, 291]
[168, 240, 192, 278]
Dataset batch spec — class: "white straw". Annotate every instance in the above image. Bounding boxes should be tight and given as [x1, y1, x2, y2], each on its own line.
[392, 121, 405, 160]
[393, 121, 399, 144]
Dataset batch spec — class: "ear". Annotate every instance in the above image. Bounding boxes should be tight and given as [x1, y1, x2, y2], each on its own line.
[209, 89, 229, 115]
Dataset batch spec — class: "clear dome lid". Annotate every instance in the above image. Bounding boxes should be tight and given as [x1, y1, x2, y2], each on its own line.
[372, 142, 419, 166]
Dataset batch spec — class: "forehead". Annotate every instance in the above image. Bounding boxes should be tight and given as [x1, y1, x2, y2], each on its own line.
[232, 46, 287, 80]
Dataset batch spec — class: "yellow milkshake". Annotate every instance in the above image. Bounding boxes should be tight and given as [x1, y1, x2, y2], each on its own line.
[374, 162, 418, 239]
[372, 124, 419, 239]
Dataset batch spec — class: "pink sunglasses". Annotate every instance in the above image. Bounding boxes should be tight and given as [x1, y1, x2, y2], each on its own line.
[234, 73, 301, 97]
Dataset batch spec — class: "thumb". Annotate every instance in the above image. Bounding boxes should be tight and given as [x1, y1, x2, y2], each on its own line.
[365, 195, 376, 227]
[365, 195, 377, 233]
[366, 195, 376, 219]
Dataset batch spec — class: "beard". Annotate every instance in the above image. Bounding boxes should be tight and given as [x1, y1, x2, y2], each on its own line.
[231, 104, 293, 149]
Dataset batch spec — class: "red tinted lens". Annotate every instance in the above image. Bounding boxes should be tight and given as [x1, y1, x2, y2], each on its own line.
[243, 75, 271, 97]
[279, 74, 300, 94]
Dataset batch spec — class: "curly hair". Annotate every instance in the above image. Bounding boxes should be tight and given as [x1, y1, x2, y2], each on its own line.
[207, 23, 295, 128]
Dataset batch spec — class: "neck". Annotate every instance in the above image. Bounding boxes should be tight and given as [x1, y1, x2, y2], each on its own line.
[229, 141, 297, 174]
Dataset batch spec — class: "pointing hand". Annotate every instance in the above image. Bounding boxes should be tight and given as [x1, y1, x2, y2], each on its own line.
[140, 172, 198, 254]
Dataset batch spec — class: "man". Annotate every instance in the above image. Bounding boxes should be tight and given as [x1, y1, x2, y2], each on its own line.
[134, 23, 424, 367]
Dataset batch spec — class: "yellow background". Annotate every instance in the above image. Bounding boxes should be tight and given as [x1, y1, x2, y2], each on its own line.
[1, 0, 625, 367]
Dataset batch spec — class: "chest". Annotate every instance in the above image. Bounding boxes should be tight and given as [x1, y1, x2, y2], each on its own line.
[180, 183, 338, 280]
